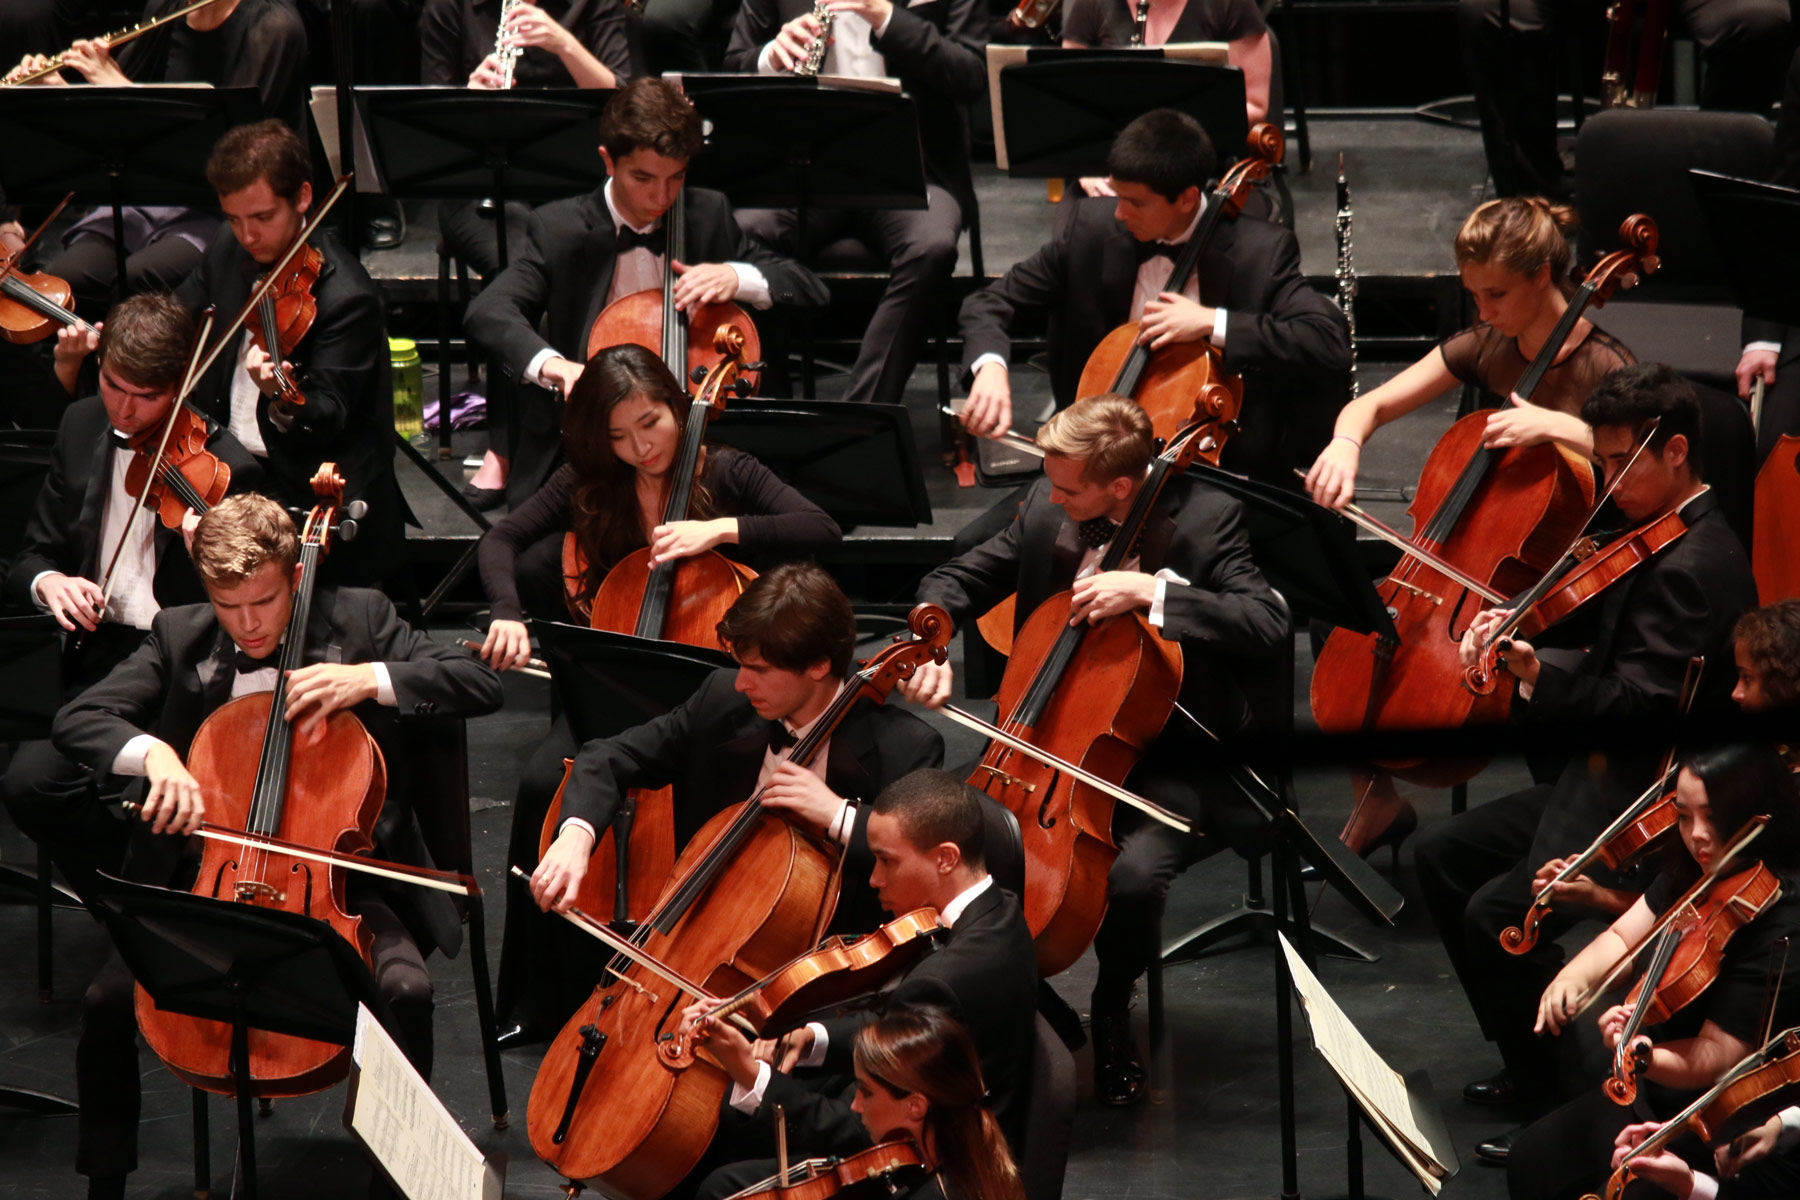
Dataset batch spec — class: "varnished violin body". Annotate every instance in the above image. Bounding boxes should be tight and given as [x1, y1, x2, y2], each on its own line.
[721, 1142, 929, 1200]
[124, 407, 231, 529]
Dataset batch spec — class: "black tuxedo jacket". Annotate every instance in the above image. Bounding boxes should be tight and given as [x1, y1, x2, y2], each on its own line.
[464, 185, 829, 385]
[174, 228, 404, 583]
[918, 471, 1287, 733]
[1528, 488, 1758, 848]
[563, 666, 943, 934]
[51, 587, 505, 954]
[4, 396, 264, 613]
[759, 882, 1037, 1154]
[958, 196, 1352, 481]
[722, 0, 990, 215]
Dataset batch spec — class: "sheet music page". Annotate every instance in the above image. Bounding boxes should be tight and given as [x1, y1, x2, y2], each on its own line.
[346, 1004, 501, 1200]
[1280, 936, 1445, 1177]
[308, 86, 383, 191]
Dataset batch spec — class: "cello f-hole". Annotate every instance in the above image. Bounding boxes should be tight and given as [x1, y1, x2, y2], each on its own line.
[1037, 770, 1063, 830]
[1446, 586, 1477, 642]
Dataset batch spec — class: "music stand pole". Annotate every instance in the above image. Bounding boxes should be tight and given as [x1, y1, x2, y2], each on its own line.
[463, 895, 512, 1127]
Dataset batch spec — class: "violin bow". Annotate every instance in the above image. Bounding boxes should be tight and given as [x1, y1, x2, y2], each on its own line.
[1289, 469, 1507, 604]
[1573, 817, 1769, 1019]
[456, 638, 551, 679]
[93, 306, 216, 612]
[0, 192, 74, 281]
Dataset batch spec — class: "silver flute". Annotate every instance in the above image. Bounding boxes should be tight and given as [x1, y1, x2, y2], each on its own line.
[494, 0, 524, 89]
[795, 0, 835, 76]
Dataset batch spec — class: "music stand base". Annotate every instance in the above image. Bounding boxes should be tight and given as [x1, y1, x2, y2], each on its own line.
[0, 1086, 77, 1115]
[1163, 905, 1376, 964]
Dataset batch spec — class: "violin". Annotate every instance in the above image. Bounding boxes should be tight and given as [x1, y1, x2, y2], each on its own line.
[525, 606, 951, 1198]
[719, 1142, 929, 1200]
[134, 466, 378, 1098]
[1501, 656, 1704, 955]
[969, 399, 1222, 977]
[1073, 123, 1285, 456]
[585, 188, 764, 397]
[248, 236, 324, 410]
[0, 192, 98, 347]
[1605, 861, 1783, 1105]
[1309, 215, 1660, 785]
[545, 332, 760, 929]
[1583, 1028, 1800, 1200]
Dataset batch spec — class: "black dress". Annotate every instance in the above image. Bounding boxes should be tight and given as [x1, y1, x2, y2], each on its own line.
[1060, 0, 1263, 45]
[1438, 321, 1636, 417]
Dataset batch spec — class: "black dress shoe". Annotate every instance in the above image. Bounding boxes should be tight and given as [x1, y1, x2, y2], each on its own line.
[1462, 1070, 1536, 1107]
[494, 1022, 546, 1050]
[1474, 1128, 1518, 1165]
[363, 210, 405, 251]
[1090, 1007, 1146, 1107]
[461, 481, 507, 512]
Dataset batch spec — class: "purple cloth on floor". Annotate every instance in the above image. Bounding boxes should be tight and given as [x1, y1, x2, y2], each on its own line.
[423, 390, 488, 431]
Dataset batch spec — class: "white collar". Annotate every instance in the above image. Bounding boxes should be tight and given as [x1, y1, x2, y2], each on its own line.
[939, 875, 992, 928]
[602, 178, 658, 237]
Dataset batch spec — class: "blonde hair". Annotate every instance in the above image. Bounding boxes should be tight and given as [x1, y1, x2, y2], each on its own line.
[1454, 197, 1579, 288]
[854, 1007, 1025, 1200]
[191, 494, 299, 588]
[1035, 395, 1153, 483]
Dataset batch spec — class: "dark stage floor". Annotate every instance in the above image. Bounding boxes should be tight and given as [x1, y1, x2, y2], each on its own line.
[1, 112, 1640, 1199]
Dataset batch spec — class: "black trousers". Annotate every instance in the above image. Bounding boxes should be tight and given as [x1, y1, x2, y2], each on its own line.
[48, 233, 206, 323]
[1458, 0, 1790, 197]
[0, 739, 129, 890]
[76, 895, 433, 1180]
[737, 186, 962, 408]
[1506, 1084, 1710, 1200]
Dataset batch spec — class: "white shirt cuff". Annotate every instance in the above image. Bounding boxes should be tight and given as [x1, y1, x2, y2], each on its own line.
[729, 262, 772, 310]
[1211, 308, 1228, 349]
[970, 353, 1007, 377]
[828, 800, 856, 845]
[1776, 1105, 1800, 1151]
[873, 9, 893, 36]
[371, 663, 395, 707]
[28, 570, 55, 609]
[1149, 577, 1169, 629]
[525, 347, 562, 391]
[112, 734, 166, 777]
[1745, 340, 1782, 356]
[559, 817, 598, 846]
[756, 41, 780, 74]
[1685, 1173, 1719, 1200]
[799, 1021, 828, 1067]
[728, 1060, 772, 1113]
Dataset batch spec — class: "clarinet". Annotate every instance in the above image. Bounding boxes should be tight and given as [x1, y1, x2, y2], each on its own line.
[1130, 0, 1150, 44]
[494, 0, 524, 89]
[1335, 153, 1359, 399]
[795, 0, 836, 76]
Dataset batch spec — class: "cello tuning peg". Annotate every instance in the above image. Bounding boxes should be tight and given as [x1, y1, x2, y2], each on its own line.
[732, 379, 751, 396]
[342, 500, 369, 520]
[744, 361, 766, 372]
[690, 366, 708, 384]
[335, 518, 360, 543]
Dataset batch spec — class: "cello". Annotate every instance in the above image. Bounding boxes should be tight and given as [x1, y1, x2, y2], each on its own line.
[968, 401, 1219, 977]
[585, 188, 763, 396]
[544, 334, 760, 926]
[525, 606, 951, 1198]
[1073, 122, 1285, 453]
[135, 466, 379, 1097]
[1308, 215, 1659, 786]
[1750, 378, 1800, 605]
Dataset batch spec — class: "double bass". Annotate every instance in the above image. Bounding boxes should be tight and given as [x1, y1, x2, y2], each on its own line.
[1308, 215, 1659, 785]
[968, 402, 1218, 977]
[135, 466, 377, 1097]
[545, 333, 760, 926]
[525, 606, 951, 1198]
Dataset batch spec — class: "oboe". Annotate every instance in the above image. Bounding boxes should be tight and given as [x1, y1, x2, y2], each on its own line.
[494, 0, 525, 89]
[1129, 0, 1150, 44]
[1335, 153, 1359, 399]
[795, 0, 835, 76]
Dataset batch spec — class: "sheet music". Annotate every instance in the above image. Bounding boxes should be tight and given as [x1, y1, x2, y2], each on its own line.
[308, 86, 384, 191]
[1280, 936, 1447, 1190]
[345, 1004, 501, 1200]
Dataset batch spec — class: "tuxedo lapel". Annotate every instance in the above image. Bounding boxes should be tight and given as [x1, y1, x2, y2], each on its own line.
[1196, 226, 1236, 311]
[577, 191, 622, 346]
[195, 623, 238, 714]
[823, 702, 879, 804]
[1132, 484, 1181, 574]
[1100, 224, 1140, 324]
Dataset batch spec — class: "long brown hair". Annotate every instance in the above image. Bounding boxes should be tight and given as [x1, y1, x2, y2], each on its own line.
[564, 343, 717, 598]
[853, 1006, 1025, 1200]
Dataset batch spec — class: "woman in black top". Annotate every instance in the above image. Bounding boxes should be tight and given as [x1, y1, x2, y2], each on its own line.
[1061, 0, 1270, 124]
[1506, 744, 1800, 1200]
[1303, 196, 1635, 859]
[474, 342, 840, 670]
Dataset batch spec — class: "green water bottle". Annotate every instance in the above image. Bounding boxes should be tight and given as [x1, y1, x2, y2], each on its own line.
[390, 337, 423, 440]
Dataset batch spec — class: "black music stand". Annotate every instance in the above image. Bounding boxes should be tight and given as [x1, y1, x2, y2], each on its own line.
[83, 873, 391, 1200]
[0, 87, 263, 300]
[707, 399, 933, 527]
[679, 76, 927, 397]
[534, 621, 733, 928]
[991, 53, 1248, 178]
[1690, 169, 1800, 326]
[353, 86, 615, 609]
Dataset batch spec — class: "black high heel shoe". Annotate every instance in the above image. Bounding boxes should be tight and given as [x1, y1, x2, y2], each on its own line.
[1356, 800, 1419, 869]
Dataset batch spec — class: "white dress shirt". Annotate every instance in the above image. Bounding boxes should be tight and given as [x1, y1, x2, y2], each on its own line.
[227, 332, 270, 457]
[525, 179, 774, 390]
[755, 7, 892, 77]
[32, 443, 160, 632]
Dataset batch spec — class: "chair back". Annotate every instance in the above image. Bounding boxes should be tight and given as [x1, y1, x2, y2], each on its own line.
[981, 796, 1026, 898]
[1020, 1011, 1076, 1200]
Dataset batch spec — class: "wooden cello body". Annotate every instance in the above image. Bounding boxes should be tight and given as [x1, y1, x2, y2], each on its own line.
[1754, 434, 1800, 604]
[135, 467, 381, 1097]
[525, 613, 951, 1197]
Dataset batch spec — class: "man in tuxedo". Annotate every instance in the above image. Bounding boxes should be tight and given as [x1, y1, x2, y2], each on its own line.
[1734, 45, 1800, 466]
[904, 394, 1289, 1106]
[520, 563, 943, 1026]
[463, 76, 829, 507]
[162, 118, 403, 588]
[1, 294, 264, 887]
[957, 108, 1350, 486]
[723, 0, 987, 408]
[1414, 363, 1758, 1164]
[685, 768, 1037, 1197]
[50, 492, 503, 1200]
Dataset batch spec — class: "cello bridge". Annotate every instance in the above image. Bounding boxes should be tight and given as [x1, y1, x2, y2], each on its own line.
[234, 881, 283, 903]
[1387, 577, 1442, 606]
[976, 764, 1035, 794]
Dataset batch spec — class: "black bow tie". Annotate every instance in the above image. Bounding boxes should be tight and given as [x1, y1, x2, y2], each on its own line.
[767, 720, 797, 753]
[616, 224, 667, 256]
[1133, 238, 1179, 267]
[1076, 516, 1119, 550]
[233, 650, 276, 674]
